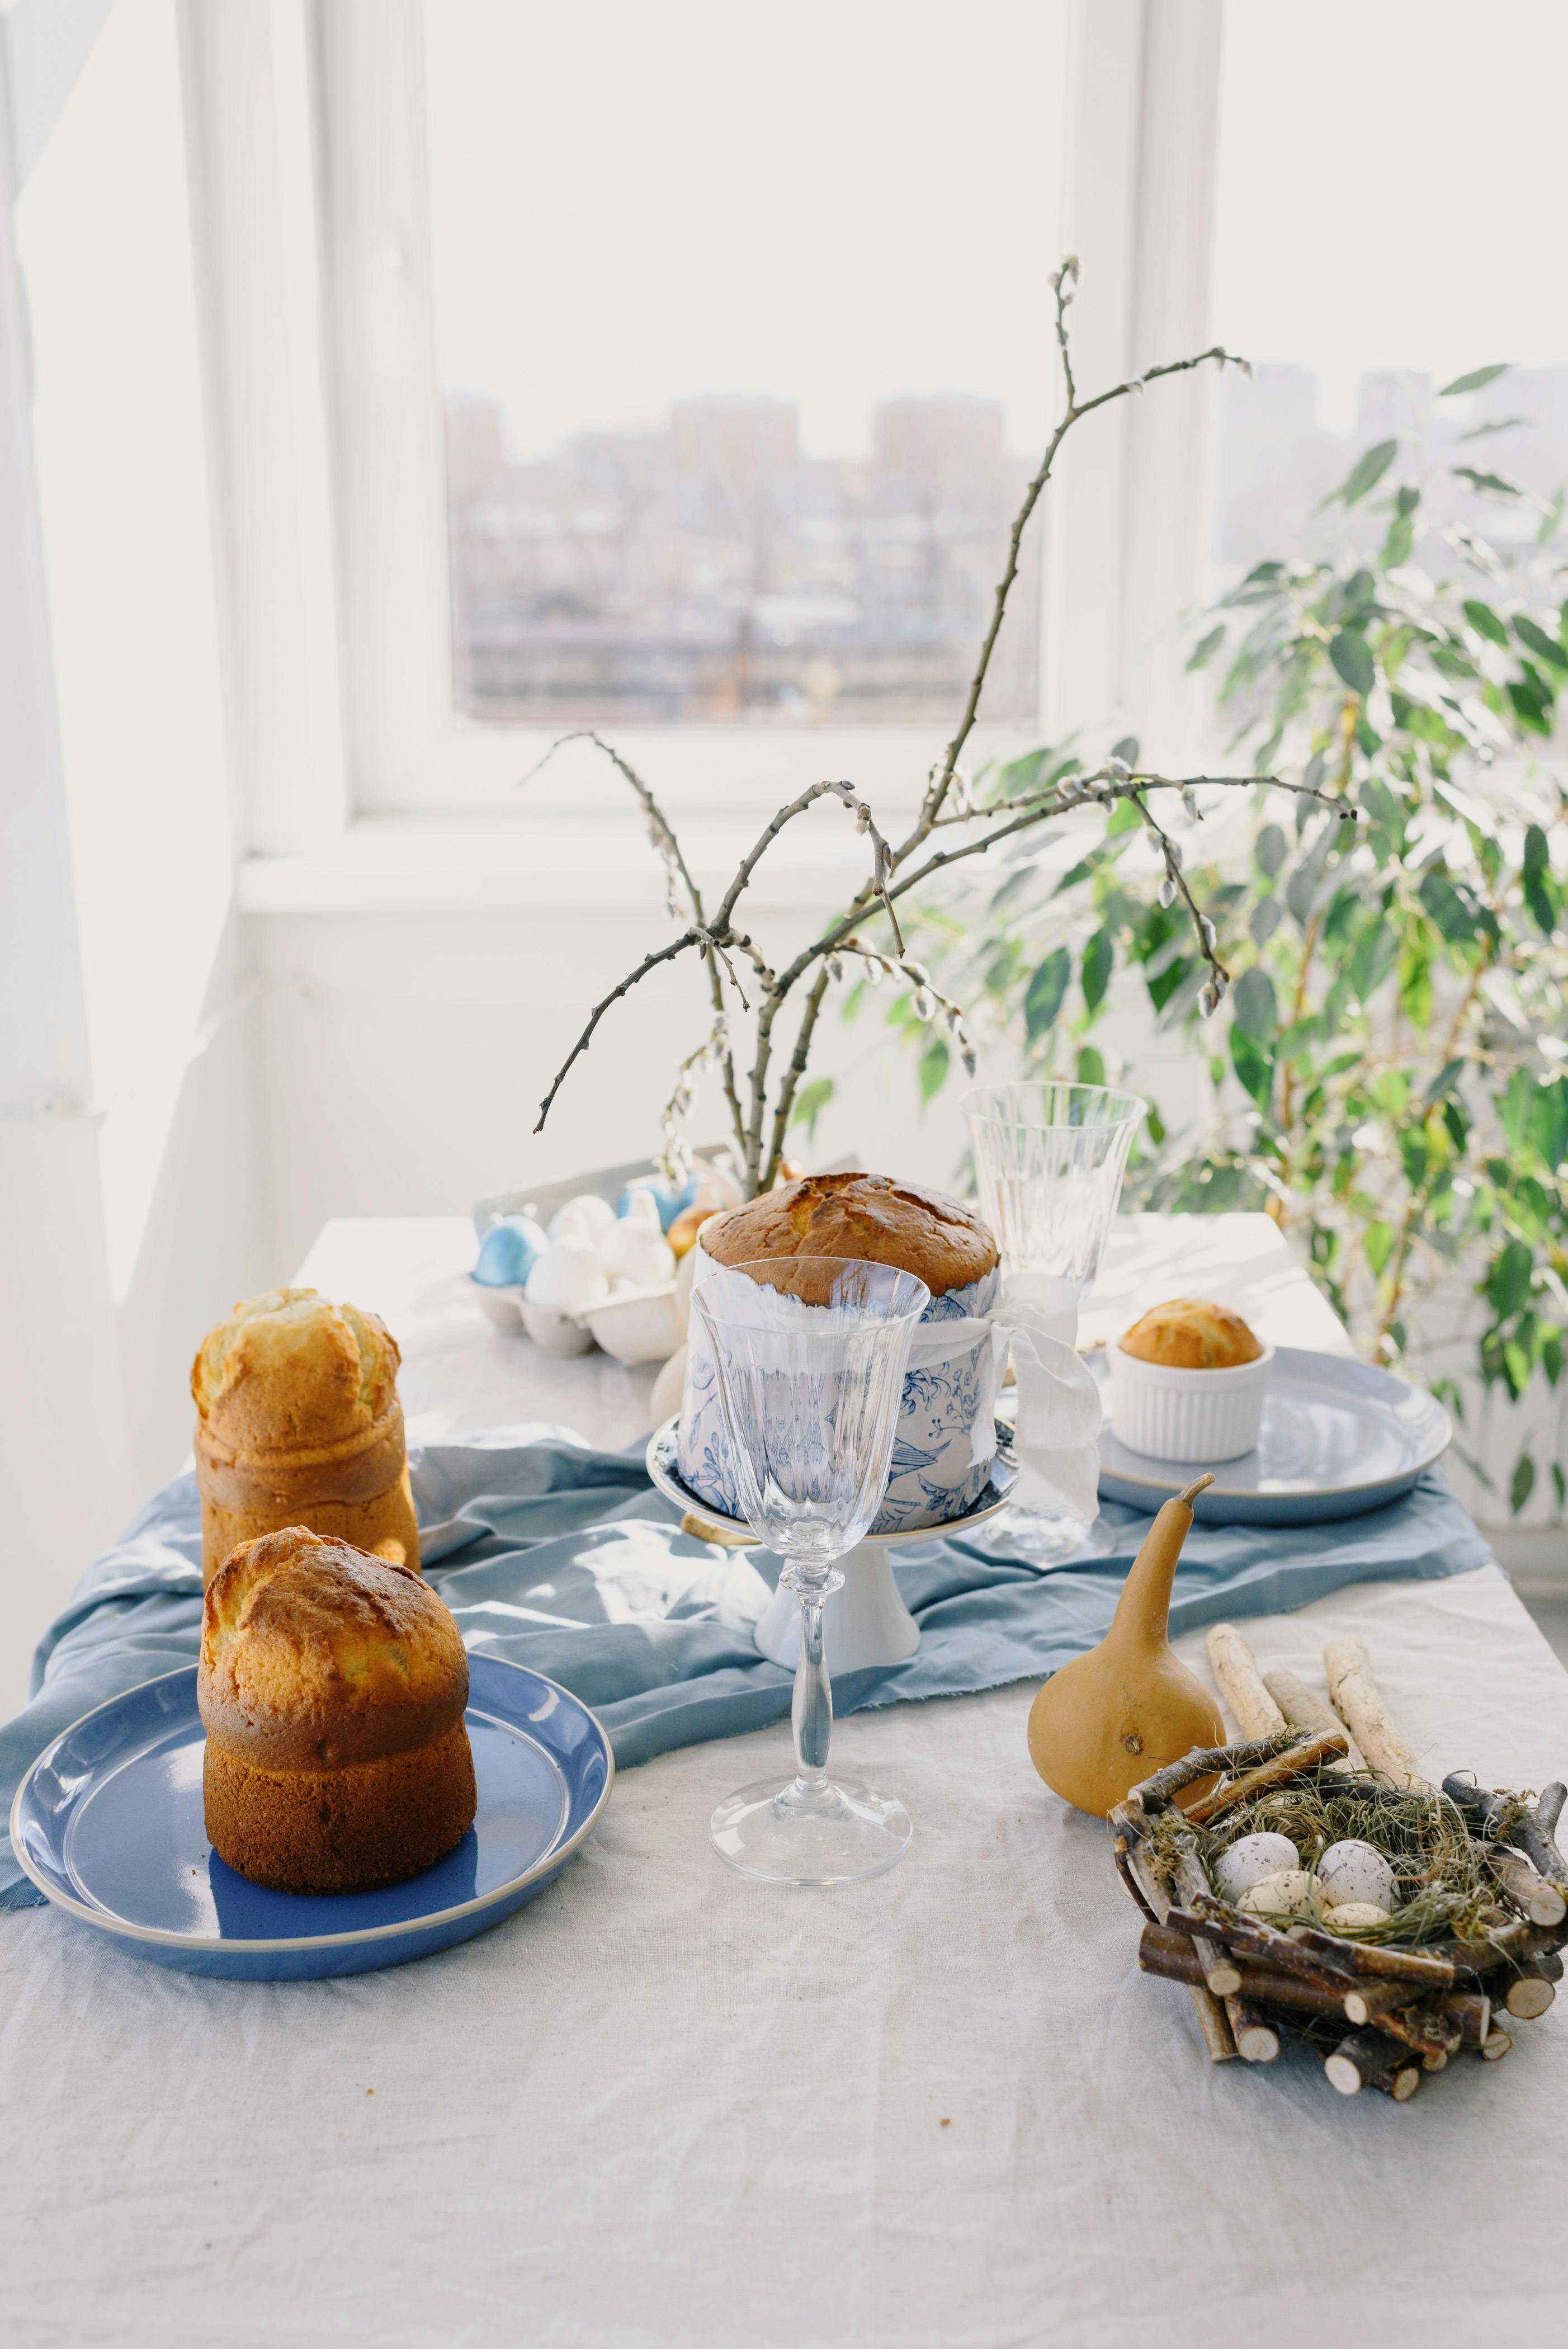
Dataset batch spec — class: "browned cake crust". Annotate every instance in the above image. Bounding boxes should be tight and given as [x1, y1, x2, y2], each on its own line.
[1119, 1298, 1264, 1370]
[703, 1171, 996, 1298]
[191, 1289, 420, 1582]
[199, 1527, 475, 1892]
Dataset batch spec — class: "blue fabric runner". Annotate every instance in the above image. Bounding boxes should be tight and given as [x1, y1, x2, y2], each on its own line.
[1, 1427, 1491, 1909]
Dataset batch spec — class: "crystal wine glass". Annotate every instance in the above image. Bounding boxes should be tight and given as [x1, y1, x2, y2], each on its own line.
[962, 1081, 1146, 1564]
[691, 1254, 930, 1886]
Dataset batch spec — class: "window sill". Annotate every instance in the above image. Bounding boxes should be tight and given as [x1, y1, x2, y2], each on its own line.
[234, 812, 905, 915]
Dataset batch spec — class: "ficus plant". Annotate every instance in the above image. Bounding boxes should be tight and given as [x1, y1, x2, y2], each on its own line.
[882, 373, 1568, 1521]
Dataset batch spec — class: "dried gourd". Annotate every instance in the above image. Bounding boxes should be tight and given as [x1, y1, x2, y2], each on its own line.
[1027, 1476, 1222, 1815]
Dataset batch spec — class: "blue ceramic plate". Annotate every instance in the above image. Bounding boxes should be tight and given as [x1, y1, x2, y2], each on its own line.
[10, 1655, 613, 1980]
[1088, 1345, 1452, 1525]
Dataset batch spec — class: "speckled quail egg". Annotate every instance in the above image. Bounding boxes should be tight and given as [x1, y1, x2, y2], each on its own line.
[1317, 1838, 1396, 1914]
[1238, 1867, 1320, 1921]
[1321, 1902, 1391, 1932]
[1214, 1832, 1301, 1906]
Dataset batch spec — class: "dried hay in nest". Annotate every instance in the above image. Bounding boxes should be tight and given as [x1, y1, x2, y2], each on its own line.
[1193, 1765, 1497, 1947]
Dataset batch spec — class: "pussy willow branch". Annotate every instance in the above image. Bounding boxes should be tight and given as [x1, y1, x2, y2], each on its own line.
[521, 732, 748, 1154]
[528, 262, 1282, 1188]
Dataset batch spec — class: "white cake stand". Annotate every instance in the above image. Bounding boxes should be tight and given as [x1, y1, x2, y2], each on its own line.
[645, 1416, 1017, 1674]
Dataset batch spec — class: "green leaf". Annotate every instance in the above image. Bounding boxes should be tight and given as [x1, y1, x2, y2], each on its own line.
[1075, 1044, 1106, 1088]
[1329, 629, 1375, 696]
[1459, 417, 1526, 440]
[1081, 926, 1114, 1012]
[1230, 1023, 1273, 1108]
[1110, 735, 1140, 767]
[789, 1076, 834, 1136]
[1231, 965, 1277, 1043]
[1508, 676, 1555, 736]
[1255, 823, 1288, 878]
[1023, 946, 1072, 1040]
[1104, 800, 1142, 838]
[1516, 614, 1568, 672]
[1418, 869, 1490, 947]
[1485, 1237, 1535, 1319]
[1380, 485, 1419, 569]
[1510, 1452, 1536, 1517]
[918, 1035, 950, 1105]
[1348, 918, 1399, 1004]
[1187, 625, 1225, 672]
[1523, 823, 1558, 935]
[1539, 489, 1565, 548]
[1463, 598, 1510, 648]
[1322, 439, 1397, 510]
[1365, 1220, 1396, 1277]
[1438, 364, 1511, 396]
[1453, 466, 1522, 497]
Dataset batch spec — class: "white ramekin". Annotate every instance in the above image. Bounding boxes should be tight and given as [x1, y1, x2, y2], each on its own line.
[1107, 1339, 1276, 1464]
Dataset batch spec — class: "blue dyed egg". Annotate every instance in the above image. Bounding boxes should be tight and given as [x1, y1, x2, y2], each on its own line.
[473, 1214, 547, 1288]
[616, 1177, 683, 1232]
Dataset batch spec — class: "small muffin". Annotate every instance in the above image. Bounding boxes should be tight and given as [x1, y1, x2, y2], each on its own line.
[1120, 1298, 1263, 1371]
[702, 1170, 997, 1298]
[192, 1288, 420, 1584]
[199, 1527, 476, 1893]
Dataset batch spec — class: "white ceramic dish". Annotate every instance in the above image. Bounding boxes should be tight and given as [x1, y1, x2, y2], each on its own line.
[1089, 1345, 1452, 1525]
[1107, 1338, 1276, 1464]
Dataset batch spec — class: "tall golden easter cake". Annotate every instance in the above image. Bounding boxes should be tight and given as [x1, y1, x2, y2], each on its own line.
[199, 1526, 476, 1893]
[191, 1288, 421, 1586]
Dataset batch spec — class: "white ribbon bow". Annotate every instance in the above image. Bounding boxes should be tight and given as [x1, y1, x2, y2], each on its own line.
[903, 1270, 1102, 1525]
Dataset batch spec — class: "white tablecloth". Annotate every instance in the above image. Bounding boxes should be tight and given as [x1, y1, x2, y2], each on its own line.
[4, 1216, 1565, 2347]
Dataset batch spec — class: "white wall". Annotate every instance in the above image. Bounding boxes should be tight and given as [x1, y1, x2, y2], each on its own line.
[0, 0, 271, 1707]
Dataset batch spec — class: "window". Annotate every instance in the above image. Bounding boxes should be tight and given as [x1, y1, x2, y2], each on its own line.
[1208, 0, 1568, 587]
[423, 1, 1068, 733]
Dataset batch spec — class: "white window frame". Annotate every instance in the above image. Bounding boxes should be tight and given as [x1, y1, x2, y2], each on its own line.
[192, 0, 1227, 855]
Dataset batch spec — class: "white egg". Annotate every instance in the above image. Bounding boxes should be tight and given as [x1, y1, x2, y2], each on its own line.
[1317, 1838, 1396, 1914]
[525, 1239, 610, 1314]
[599, 1219, 677, 1289]
[1321, 1902, 1391, 1932]
[1214, 1832, 1301, 1906]
[547, 1194, 617, 1247]
[1238, 1868, 1320, 1921]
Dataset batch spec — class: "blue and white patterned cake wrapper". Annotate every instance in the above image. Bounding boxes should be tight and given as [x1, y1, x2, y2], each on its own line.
[677, 1236, 1100, 1535]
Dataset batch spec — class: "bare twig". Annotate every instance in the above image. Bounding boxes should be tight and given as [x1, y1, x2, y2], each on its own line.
[528, 260, 1290, 1188]
[534, 929, 703, 1134]
[521, 731, 749, 1158]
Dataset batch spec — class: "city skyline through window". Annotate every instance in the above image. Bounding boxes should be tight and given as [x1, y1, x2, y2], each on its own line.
[423, 0, 1068, 726]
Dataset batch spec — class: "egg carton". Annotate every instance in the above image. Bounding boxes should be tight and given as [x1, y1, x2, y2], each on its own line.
[469, 1147, 733, 1366]
[1108, 1732, 1568, 2102]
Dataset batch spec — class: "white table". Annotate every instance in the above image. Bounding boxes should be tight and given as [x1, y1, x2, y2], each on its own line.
[4, 1215, 1566, 2348]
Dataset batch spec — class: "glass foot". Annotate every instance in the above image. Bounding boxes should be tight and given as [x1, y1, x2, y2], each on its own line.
[709, 1773, 912, 1886]
[962, 1508, 1112, 1568]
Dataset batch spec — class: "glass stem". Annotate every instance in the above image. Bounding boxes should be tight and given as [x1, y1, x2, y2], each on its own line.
[791, 1585, 833, 1796]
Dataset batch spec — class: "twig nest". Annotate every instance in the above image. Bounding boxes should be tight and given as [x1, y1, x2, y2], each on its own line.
[1321, 1901, 1391, 1931]
[1214, 1832, 1301, 1905]
[1238, 1867, 1319, 1921]
[1318, 1838, 1397, 1913]
[525, 1239, 610, 1314]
